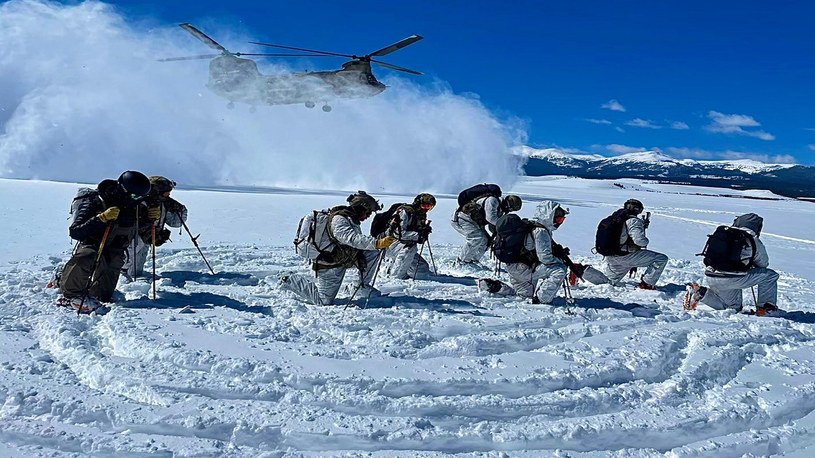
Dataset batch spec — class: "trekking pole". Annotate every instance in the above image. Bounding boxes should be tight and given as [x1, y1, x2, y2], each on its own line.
[751, 286, 758, 307]
[561, 277, 576, 315]
[411, 242, 426, 282]
[151, 223, 157, 300]
[179, 218, 215, 274]
[426, 239, 438, 275]
[363, 250, 386, 309]
[78, 223, 112, 315]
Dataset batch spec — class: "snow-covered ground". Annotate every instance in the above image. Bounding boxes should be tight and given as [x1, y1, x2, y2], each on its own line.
[2, 176, 815, 457]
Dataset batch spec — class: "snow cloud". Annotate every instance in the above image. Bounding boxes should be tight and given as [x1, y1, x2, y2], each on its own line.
[705, 111, 775, 141]
[0, 0, 524, 193]
[625, 118, 661, 129]
[601, 99, 626, 112]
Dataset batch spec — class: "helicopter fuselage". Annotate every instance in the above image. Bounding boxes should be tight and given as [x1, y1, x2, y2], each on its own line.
[207, 55, 385, 106]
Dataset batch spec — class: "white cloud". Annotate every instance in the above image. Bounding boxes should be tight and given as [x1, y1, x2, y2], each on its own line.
[585, 118, 612, 125]
[601, 99, 626, 112]
[615, 126, 625, 133]
[0, 0, 524, 193]
[625, 118, 661, 129]
[705, 111, 775, 141]
[606, 144, 647, 155]
[670, 121, 689, 130]
[665, 147, 797, 164]
[806, 128, 815, 132]
[809, 144, 815, 151]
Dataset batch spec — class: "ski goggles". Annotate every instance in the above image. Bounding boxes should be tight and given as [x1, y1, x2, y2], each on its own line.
[130, 193, 146, 201]
[419, 203, 435, 211]
[553, 215, 567, 225]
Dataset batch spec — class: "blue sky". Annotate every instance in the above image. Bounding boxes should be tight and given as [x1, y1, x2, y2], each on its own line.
[99, 1, 815, 164]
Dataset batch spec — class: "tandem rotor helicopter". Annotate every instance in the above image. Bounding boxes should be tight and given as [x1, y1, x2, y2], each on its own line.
[161, 23, 423, 112]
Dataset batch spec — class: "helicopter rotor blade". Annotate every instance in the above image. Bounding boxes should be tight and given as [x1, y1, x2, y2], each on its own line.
[157, 53, 222, 62]
[368, 35, 423, 58]
[179, 23, 228, 52]
[248, 41, 353, 59]
[235, 53, 339, 58]
[371, 59, 423, 75]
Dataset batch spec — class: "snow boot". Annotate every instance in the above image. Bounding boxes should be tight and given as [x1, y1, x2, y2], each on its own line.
[755, 303, 779, 317]
[683, 282, 706, 310]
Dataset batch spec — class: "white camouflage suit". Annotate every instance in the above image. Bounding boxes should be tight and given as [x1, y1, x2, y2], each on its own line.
[386, 206, 430, 280]
[490, 201, 568, 304]
[583, 214, 668, 286]
[122, 200, 188, 279]
[284, 211, 381, 306]
[700, 214, 778, 310]
[451, 195, 503, 263]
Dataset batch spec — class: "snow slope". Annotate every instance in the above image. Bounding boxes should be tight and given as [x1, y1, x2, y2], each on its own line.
[2, 176, 815, 457]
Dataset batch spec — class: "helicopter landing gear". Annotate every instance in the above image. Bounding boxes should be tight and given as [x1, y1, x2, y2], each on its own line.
[305, 101, 315, 109]
[226, 102, 235, 109]
[322, 104, 332, 112]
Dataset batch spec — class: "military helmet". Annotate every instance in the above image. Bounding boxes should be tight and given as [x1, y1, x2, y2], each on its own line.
[504, 194, 522, 212]
[413, 193, 436, 208]
[149, 176, 176, 194]
[118, 171, 151, 197]
[347, 190, 382, 213]
[624, 198, 644, 214]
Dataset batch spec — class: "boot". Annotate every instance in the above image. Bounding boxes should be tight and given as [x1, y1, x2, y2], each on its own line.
[755, 303, 779, 317]
[683, 283, 706, 310]
[637, 280, 656, 290]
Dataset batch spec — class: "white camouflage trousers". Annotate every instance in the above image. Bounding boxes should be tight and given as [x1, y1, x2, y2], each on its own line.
[387, 242, 430, 280]
[603, 249, 668, 286]
[122, 236, 150, 279]
[702, 268, 779, 310]
[492, 262, 568, 304]
[450, 213, 488, 263]
[283, 250, 381, 306]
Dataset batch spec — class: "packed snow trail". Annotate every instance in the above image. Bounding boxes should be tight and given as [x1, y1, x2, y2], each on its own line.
[2, 177, 815, 456]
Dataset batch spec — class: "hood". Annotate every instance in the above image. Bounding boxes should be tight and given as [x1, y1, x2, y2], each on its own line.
[733, 213, 763, 236]
[533, 200, 566, 231]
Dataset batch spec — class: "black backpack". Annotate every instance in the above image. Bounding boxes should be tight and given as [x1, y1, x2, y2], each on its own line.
[492, 214, 537, 264]
[370, 202, 406, 237]
[701, 226, 756, 272]
[457, 183, 502, 208]
[595, 209, 633, 256]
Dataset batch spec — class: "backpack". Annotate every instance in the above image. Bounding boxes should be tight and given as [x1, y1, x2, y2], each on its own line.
[595, 209, 633, 256]
[701, 226, 756, 272]
[294, 209, 337, 262]
[457, 183, 501, 208]
[492, 213, 537, 265]
[370, 203, 406, 237]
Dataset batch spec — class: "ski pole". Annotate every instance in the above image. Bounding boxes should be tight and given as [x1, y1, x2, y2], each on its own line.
[363, 250, 386, 309]
[411, 242, 426, 281]
[179, 218, 215, 274]
[751, 286, 758, 307]
[426, 239, 438, 275]
[78, 223, 112, 315]
[151, 223, 157, 300]
[561, 277, 576, 315]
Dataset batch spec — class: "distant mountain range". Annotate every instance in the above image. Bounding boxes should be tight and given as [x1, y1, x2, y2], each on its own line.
[519, 147, 815, 199]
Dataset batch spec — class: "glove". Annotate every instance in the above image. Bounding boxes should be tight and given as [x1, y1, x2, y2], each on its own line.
[98, 207, 120, 223]
[571, 263, 586, 279]
[642, 218, 650, 230]
[375, 235, 397, 250]
[147, 206, 161, 221]
[417, 225, 432, 243]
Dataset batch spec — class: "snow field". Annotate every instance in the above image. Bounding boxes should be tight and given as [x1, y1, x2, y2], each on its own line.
[1, 176, 815, 456]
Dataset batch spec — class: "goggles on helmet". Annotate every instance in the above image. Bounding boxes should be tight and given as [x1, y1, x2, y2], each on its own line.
[419, 202, 435, 211]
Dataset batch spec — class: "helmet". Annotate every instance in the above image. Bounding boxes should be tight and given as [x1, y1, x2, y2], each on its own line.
[504, 195, 522, 212]
[149, 176, 176, 194]
[413, 193, 436, 210]
[624, 199, 644, 215]
[347, 190, 382, 213]
[118, 171, 151, 197]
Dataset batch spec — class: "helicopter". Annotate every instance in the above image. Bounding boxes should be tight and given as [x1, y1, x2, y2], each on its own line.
[161, 23, 423, 112]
